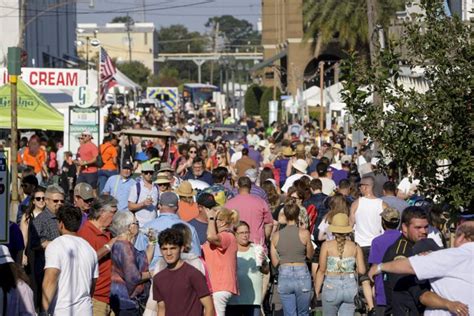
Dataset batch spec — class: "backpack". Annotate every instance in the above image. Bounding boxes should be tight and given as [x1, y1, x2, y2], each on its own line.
[135, 181, 160, 203]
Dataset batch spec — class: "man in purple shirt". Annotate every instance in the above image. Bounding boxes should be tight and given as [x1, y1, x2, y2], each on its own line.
[368, 207, 401, 315]
[231, 169, 268, 203]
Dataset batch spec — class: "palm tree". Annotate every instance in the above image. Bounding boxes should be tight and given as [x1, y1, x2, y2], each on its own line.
[303, 0, 405, 57]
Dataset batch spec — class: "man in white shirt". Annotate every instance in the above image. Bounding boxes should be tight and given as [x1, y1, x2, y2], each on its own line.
[246, 128, 260, 148]
[369, 222, 473, 316]
[128, 163, 160, 226]
[42, 205, 98, 316]
[316, 162, 336, 196]
[281, 159, 311, 193]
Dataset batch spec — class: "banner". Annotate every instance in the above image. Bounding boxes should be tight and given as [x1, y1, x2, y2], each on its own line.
[68, 106, 100, 155]
[0, 67, 86, 90]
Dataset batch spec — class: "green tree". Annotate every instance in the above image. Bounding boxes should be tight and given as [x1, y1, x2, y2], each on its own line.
[117, 61, 150, 89]
[244, 84, 263, 116]
[341, 1, 474, 215]
[259, 87, 281, 125]
[205, 15, 261, 50]
[303, 0, 404, 56]
[111, 16, 134, 24]
[149, 66, 181, 87]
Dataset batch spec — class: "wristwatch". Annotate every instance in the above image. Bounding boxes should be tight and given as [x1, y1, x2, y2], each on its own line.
[208, 217, 215, 220]
[377, 263, 383, 273]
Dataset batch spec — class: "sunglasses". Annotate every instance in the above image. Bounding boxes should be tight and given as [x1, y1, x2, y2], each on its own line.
[84, 198, 94, 204]
[189, 151, 197, 154]
[34, 196, 45, 201]
[52, 199, 65, 204]
[142, 171, 154, 175]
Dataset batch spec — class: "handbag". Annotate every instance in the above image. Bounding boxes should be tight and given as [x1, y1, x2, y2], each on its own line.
[354, 272, 367, 314]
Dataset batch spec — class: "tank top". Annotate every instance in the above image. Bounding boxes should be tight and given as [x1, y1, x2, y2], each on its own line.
[326, 256, 356, 273]
[276, 225, 307, 264]
[354, 197, 384, 247]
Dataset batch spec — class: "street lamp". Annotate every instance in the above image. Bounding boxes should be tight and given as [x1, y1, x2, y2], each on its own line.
[75, 29, 100, 86]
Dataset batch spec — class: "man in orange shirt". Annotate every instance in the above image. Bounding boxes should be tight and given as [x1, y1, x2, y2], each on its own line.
[76, 130, 99, 189]
[98, 134, 118, 193]
[18, 135, 47, 183]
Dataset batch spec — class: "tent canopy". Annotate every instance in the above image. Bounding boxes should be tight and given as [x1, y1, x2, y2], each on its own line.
[0, 79, 64, 131]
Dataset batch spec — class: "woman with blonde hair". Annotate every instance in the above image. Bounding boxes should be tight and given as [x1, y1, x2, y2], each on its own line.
[315, 213, 365, 315]
[270, 199, 314, 315]
[318, 193, 350, 241]
[203, 206, 239, 316]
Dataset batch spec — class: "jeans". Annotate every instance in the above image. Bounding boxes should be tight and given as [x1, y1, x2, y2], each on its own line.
[98, 169, 118, 193]
[277, 265, 312, 316]
[321, 274, 358, 316]
[77, 172, 99, 189]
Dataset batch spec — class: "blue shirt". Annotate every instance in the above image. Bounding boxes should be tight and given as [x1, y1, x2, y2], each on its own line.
[183, 170, 214, 185]
[274, 158, 290, 184]
[368, 229, 401, 305]
[103, 175, 136, 211]
[134, 213, 201, 269]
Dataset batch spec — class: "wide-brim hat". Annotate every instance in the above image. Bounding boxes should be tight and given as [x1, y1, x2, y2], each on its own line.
[328, 213, 353, 234]
[292, 159, 308, 173]
[158, 162, 174, 173]
[281, 147, 295, 157]
[333, 144, 343, 151]
[154, 172, 171, 185]
[175, 181, 196, 197]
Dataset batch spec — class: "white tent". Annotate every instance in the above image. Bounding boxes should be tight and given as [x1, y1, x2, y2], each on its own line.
[304, 82, 345, 106]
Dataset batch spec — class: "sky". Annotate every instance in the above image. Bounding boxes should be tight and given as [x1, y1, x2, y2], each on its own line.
[77, 0, 261, 33]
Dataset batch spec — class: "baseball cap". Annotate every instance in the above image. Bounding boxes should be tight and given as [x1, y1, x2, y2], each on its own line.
[197, 193, 217, 209]
[0, 245, 14, 264]
[141, 163, 155, 172]
[159, 192, 179, 208]
[245, 169, 258, 183]
[381, 207, 400, 223]
[74, 183, 94, 200]
[82, 129, 93, 138]
[122, 160, 133, 170]
[341, 155, 352, 165]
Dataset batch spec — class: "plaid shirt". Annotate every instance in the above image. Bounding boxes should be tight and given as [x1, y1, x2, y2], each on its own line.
[31, 208, 60, 247]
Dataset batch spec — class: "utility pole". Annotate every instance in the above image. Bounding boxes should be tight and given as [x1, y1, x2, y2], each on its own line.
[142, 0, 147, 22]
[210, 22, 219, 85]
[319, 61, 325, 131]
[126, 13, 133, 62]
[366, 0, 382, 108]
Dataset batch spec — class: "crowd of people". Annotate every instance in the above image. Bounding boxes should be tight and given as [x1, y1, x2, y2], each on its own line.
[1, 104, 472, 316]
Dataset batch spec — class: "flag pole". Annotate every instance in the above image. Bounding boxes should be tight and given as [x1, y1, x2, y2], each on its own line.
[97, 46, 101, 107]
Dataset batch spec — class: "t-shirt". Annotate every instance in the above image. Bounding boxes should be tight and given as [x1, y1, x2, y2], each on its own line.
[0, 280, 35, 316]
[153, 262, 210, 316]
[319, 177, 336, 196]
[45, 235, 98, 316]
[77, 221, 112, 303]
[188, 219, 208, 245]
[128, 181, 159, 226]
[409, 243, 474, 316]
[235, 156, 257, 177]
[228, 244, 265, 305]
[281, 174, 311, 193]
[17, 147, 46, 174]
[78, 142, 99, 174]
[177, 201, 199, 222]
[368, 229, 401, 306]
[99, 143, 117, 171]
[202, 231, 238, 294]
[225, 194, 273, 247]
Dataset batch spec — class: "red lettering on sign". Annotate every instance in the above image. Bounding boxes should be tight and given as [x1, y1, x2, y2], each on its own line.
[39, 72, 47, 85]
[30, 72, 38, 85]
[67, 72, 78, 86]
[48, 72, 55, 85]
[56, 72, 64, 85]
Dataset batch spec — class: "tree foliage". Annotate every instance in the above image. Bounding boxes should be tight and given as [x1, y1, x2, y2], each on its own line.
[111, 16, 134, 24]
[303, 0, 405, 55]
[205, 15, 261, 50]
[244, 84, 263, 116]
[341, 1, 474, 214]
[259, 87, 281, 125]
[116, 61, 150, 89]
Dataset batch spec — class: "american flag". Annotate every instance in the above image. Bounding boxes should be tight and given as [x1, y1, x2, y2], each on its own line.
[100, 47, 116, 82]
[100, 47, 116, 102]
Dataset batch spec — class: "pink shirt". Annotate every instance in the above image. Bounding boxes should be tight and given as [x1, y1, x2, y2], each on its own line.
[202, 231, 238, 294]
[225, 194, 273, 246]
[78, 142, 99, 173]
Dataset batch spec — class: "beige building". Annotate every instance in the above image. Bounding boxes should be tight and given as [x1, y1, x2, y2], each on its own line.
[252, 0, 343, 95]
[76, 22, 158, 73]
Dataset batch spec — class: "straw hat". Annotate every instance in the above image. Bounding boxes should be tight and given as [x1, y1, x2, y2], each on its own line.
[155, 172, 171, 185]
[333, 144, 343, 151]
[281, 147, 295, 157]
[328, 213, 353, 234]
[292, 159, 308, 173]
[175, 181, 195, 197]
